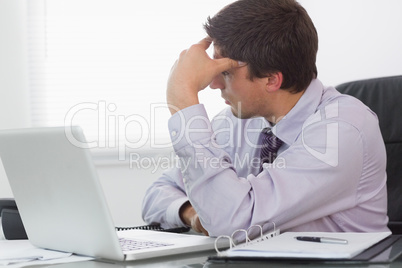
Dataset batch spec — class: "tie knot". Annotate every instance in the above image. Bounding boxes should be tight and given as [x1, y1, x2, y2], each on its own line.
[261, 130, 283, 152]
[260, 129, 283, 169]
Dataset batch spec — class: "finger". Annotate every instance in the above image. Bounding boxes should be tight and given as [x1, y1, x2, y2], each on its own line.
[215, 58, 246, 73]
[191, 216, 201, 233]
[201, 227, 209, 236]
[197, 37, 213, 50]
[195, 222, 208, 236]
[196, 220, 209, 236]
[192, 215, 205, 233]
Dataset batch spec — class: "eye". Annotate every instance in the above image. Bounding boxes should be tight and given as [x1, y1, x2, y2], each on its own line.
[222, 71, 230, 76]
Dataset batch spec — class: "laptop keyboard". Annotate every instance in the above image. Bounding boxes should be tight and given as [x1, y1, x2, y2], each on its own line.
[119, 238, 173, 251]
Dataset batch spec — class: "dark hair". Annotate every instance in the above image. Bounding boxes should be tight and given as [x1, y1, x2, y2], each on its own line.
[204, 0, 318, 93]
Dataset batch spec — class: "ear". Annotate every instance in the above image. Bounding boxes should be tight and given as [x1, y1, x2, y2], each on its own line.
[265, 72, 283, 93]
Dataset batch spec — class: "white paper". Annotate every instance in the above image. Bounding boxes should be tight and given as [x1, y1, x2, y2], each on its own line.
[0, 240, 93, 267]
[223, 231, 391, 259]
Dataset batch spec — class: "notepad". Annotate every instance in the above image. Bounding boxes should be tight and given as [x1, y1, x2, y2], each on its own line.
[219, 231, 391, 260]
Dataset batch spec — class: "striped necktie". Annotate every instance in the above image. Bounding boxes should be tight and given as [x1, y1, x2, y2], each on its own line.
[260, 128, 283, 171]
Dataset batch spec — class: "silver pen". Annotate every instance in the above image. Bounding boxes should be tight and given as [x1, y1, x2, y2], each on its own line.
[295, 236, 348, 244]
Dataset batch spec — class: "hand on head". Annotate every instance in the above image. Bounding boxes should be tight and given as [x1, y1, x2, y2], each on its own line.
[166, 37, 242, 115]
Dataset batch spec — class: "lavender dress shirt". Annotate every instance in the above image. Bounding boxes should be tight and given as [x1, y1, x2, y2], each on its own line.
[142, 79, 389, 237]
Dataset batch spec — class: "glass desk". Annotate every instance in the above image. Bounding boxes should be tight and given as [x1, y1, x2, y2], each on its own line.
[4, 234, 402, 268]
[25, 249, 402, 268]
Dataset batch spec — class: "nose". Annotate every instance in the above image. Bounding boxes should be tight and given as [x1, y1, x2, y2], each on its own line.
[209, 75, 225, 90]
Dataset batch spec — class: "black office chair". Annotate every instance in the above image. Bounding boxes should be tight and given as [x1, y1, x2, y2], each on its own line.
[336, 75, 402, 234]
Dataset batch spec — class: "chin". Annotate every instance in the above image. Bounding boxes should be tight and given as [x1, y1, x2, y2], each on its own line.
[231, 107, 252, 119]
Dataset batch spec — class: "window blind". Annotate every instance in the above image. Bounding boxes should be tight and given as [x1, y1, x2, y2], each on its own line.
[26, 0, 232, 154]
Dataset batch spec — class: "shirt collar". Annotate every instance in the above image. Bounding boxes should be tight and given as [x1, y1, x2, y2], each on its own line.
[273, 79, 324, 145]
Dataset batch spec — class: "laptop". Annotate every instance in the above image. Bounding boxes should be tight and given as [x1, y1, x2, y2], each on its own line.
[0, 126, 224, 261]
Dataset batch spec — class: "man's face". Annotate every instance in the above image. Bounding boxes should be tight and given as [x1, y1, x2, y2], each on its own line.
[210, 46, 268, 119]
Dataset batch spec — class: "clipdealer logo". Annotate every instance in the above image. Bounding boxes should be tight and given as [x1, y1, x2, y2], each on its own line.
[63, 100, 340, 169]
[63, 101, 173, 160]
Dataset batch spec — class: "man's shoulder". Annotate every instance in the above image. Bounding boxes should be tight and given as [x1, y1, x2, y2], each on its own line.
[317, 86, 379, 130]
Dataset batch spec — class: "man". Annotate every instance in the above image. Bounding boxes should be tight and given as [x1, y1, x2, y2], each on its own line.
[142, 0, 389, 237]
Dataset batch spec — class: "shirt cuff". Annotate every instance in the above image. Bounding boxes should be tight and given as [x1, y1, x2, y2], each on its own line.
[168, 104, 213, 152]
[165, 197, 189, 227]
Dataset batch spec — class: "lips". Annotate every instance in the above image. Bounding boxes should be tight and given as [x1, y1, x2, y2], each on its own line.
[221, 94, 231, 105]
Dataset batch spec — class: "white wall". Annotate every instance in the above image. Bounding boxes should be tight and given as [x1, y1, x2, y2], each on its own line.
[96, 157, 168, 226]
[0, 0, 30, 198]
[93, 148, 175, 226]
[1, 0, 402, 226]
[299, 0, 402, 86]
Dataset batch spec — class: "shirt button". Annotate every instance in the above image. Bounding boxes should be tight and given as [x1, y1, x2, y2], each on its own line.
[171, 130, 177, 137]
[183, 177, 187, 183]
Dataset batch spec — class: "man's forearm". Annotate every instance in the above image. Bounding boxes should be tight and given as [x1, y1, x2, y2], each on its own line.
[141, 170, 189, 228]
